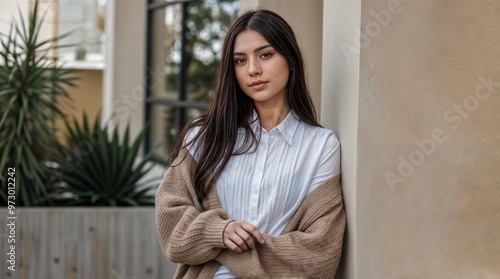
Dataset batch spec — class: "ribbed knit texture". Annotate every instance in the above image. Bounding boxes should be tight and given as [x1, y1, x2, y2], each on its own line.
[155, 149, 345, 279]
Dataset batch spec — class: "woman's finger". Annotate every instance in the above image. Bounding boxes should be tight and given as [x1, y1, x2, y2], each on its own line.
[224, 238, 243, 253]
[231, 231, 250, 251]
[223, 221, 249, 252]
[241, 222, 265, 244]
[235, 228, 255, 249]
[223, 220, 265, 252]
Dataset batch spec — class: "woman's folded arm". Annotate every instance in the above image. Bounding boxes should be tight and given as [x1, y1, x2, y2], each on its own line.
[155, 149, 232, 265]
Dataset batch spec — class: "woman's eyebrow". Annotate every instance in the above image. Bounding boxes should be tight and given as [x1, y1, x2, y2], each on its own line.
[233, 44, 273, 56]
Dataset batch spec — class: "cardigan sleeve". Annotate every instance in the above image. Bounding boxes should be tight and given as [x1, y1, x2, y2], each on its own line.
[216, 172, 345, 278]
[155, 149, 233, 265]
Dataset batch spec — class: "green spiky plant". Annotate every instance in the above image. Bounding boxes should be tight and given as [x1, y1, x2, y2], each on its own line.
[47, 113, 159, 206]
[0, 1, 77, 206]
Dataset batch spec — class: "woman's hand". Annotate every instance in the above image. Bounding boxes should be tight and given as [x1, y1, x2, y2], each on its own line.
[223, 220, 265, 253]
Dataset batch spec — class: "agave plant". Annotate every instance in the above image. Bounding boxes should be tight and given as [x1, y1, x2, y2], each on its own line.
[48, 113, 159, 206]
[0, 1, 77, 206]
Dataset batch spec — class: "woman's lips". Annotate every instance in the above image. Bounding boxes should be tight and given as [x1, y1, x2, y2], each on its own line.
[250, 81, 268, 90]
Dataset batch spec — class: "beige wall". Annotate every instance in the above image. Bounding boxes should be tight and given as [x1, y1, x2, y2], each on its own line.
[56, 70, 103, 143]
[322, 1, 360, 278]
[103, 0, 147, 145]
[324, 0, 500, 278]
[240, 0, 324, 119]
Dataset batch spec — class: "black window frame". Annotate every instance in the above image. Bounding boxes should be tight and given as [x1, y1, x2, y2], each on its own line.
[145, 0, 208, 162]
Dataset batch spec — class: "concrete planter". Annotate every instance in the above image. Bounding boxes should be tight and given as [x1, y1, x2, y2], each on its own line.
[0, 208, 177, 279]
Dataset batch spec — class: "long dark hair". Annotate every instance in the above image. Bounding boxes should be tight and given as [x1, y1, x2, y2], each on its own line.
[171, 9, 320, 204]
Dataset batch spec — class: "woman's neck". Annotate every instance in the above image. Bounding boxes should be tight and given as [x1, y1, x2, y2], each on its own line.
[254, 103, 290, 132]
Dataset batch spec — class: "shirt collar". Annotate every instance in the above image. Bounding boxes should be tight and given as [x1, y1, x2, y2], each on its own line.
[249, 109, 299, 145]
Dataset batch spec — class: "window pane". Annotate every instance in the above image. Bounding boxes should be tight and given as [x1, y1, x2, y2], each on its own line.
[149, 4, 181, 100]
[185, 0, 240, 101]
[57, 0, 105, 63]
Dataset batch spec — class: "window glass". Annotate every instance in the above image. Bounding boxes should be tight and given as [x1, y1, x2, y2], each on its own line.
[147, 0, 239, 160]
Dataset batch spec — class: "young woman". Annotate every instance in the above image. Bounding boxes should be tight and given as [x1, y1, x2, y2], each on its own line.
[156, 9, 345, 279]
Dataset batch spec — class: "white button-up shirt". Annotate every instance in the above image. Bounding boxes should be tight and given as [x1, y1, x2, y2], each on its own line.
[186, 110, 340, 278]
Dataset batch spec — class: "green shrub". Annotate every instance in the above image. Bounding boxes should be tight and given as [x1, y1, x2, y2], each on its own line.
[48, 114, 159, 206]
[0, 1, 76, 206]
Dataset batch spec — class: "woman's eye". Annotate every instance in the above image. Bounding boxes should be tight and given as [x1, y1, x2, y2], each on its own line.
[234, 58, 246, 64]
[261, 53, 272, 59]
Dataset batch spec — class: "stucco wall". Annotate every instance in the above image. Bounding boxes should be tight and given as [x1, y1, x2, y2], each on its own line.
[102, 0, 147, 145]
[56, 70, 103, 143]
[325, 0, 500, 278]
[321, 0, 361, 277]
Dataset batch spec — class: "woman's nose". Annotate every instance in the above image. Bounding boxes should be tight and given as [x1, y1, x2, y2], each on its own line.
[248, 59, 262, 76]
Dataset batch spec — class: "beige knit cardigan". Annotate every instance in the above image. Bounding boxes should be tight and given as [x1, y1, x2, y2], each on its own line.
[155, 149, 345, 279]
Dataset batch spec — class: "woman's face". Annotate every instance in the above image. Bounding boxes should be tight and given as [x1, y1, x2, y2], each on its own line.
[232, 29, 290, 107]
